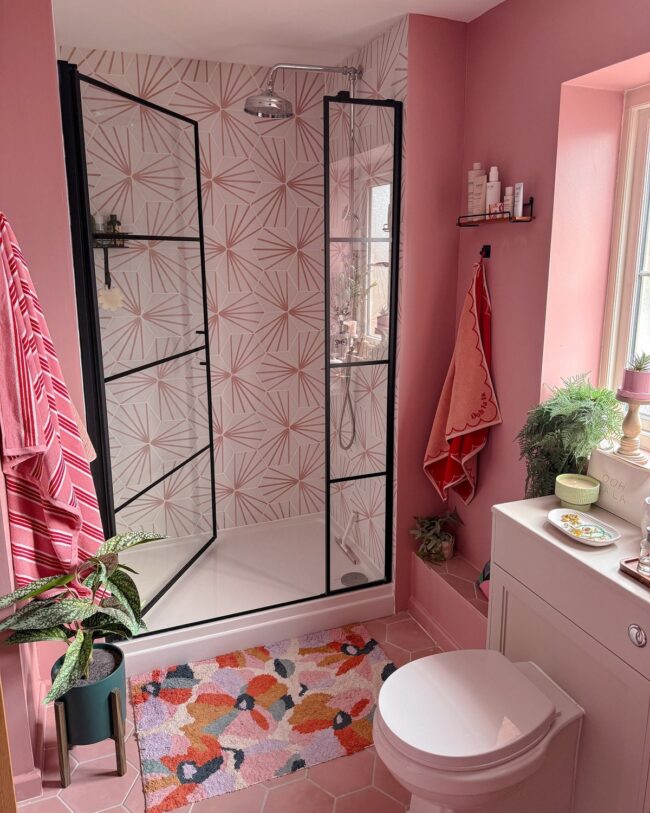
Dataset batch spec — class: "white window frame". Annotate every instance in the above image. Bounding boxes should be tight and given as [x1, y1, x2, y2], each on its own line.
[601, 83, 650, 445]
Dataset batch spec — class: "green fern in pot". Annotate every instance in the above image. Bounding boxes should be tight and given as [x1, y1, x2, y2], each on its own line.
[0, 530, 162, 748]
[517, 375, 621, 499]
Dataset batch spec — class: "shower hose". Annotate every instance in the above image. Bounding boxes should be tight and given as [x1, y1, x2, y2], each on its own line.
[338, 362, 356, 450]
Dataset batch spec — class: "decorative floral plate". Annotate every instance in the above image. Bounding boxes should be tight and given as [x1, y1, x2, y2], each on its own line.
[547, 508, 620, 547]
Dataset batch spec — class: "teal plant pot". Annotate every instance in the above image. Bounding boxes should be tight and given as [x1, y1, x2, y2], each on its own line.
[51, 643, 126, 745]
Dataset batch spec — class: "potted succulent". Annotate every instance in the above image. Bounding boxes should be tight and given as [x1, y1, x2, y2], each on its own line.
[517, 375, 621, 498]
[411, 511, 462, 563]
[0, 530, 162, 750]
[620, 352, 650, 398]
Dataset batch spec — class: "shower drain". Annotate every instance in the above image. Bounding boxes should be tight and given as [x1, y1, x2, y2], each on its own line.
[341, 571, 369, 587]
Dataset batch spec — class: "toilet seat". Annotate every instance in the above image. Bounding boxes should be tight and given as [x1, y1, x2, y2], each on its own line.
[377, 650, 557, 772]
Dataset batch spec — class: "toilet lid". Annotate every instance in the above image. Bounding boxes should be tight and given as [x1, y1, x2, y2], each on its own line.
[377, 650, 556, 771]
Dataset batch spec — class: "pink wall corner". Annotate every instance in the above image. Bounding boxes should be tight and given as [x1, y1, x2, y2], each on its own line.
[0, 0, 83, 409]
[542, 84, 623, 391]
[394, 14, 467, 610]
[451, 0, 650, 572]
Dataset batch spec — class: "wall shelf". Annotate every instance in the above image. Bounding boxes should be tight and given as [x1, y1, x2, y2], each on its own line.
[457, 196, 535, 227]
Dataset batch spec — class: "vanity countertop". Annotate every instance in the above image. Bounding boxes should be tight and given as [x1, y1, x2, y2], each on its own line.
[493, 496, 650, 609]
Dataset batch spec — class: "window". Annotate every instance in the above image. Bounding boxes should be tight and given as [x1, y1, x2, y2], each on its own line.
[602, 84, 650, 435]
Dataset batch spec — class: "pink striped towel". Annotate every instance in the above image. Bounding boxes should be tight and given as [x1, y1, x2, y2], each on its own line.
[0, 213, 104, 587]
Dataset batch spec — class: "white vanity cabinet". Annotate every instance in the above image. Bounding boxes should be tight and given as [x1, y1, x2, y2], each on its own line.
[489, 497, 650, 813]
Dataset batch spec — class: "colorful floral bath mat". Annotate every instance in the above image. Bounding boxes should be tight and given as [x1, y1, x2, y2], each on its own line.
[130, 623, 396, 812]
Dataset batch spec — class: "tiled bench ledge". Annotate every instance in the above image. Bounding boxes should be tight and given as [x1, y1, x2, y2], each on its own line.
[408, 552, 488, 652]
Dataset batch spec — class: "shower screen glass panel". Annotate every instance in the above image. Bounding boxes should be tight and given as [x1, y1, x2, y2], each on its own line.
[60, 66, 217, 625]
[325, 95, 401, 593]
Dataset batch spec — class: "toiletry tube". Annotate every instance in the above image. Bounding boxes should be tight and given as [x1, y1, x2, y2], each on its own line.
[503, 186, 514, 220]
[513, 182, 524, 218]
[486, 166, 501, 220]
[467, 162, 483, 217]
[473, 174, 487, 220]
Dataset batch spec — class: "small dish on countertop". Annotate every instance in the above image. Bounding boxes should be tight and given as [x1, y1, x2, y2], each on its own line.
[547, 508, 620, 547]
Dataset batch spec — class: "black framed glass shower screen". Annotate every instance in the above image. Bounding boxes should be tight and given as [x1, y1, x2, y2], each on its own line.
[324, 93, 402, 594]
[58, 63, 217, 620]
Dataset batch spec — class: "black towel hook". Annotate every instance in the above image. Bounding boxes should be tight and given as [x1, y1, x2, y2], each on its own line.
[480, 244, 491, 259]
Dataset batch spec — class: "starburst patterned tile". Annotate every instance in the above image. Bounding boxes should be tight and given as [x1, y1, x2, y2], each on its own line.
[63, 14, 404, 541]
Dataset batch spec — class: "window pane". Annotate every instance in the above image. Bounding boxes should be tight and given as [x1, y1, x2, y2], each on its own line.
[630, 128, 650, 362]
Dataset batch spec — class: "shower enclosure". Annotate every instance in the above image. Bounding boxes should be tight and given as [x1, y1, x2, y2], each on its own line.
[58, 59, 402, 636]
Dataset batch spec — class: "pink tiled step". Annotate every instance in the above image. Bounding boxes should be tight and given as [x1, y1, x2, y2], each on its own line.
[409, 553, 488, 652]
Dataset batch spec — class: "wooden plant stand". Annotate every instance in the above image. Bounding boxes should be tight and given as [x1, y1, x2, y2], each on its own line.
[54, 688, 127, 788]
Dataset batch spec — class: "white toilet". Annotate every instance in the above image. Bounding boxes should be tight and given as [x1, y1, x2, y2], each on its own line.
[373, 649, 584, 813]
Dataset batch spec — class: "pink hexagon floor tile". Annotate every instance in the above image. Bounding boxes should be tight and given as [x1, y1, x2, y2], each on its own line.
[262, 769, 303, 789]
[379, 641, 410, 668]
[363, 618, 387, 642]
[17, 797, 71, 812]
[411, 646, 442, 662]
[263, 776, 333, 813]
[373, 755, 411, 805]
[308, 747, 374, 796]
[446, 556, 481, 582]
[385, 618, 434, 653]
[59, 755, 138, 813]
[124, 776, 146, 813]
[334, 786, 406, 812]
[193, 784, 266, 811]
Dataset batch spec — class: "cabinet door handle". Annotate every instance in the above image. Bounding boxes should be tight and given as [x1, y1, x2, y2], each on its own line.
[628, 624, 647, 648]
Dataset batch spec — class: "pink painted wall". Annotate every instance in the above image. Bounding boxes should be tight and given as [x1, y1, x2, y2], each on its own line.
[0, 0, 83, 408]
[395, 14, 466, 609]
[0, 0, 82, 797]
[452, 0, 650, 570]
[542, 85, 623, 391]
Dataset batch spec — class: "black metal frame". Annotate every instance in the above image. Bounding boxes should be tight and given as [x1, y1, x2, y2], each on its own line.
[323, 92, 403, 595]
[58, 66, 402, 638]
[58, 62, 217, 614]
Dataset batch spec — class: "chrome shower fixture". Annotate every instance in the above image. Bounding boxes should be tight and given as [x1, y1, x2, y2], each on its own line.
[244, 63, 363, 119]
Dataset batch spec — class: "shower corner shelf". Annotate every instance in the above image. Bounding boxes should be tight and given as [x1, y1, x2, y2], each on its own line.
[456, 196, 535, 228]
[93, 232, 132, 249]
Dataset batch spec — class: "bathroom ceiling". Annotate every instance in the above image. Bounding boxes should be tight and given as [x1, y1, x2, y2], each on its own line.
[52, 0, 504, 65]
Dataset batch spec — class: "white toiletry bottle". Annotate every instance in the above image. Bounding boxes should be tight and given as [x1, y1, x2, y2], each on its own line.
[486, 166, 501, 220]
[467, 162, 483, 217]
[473, 174, 487, 220]
[513, 182, 524, 218]
[503, 186, 514, 220]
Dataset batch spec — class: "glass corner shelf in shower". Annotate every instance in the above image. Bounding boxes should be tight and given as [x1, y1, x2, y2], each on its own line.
[93, 233, 201, 244]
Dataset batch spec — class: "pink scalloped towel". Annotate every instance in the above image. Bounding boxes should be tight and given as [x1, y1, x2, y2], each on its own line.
[0, 213, 104, 586]
[423, 260, 502, 504]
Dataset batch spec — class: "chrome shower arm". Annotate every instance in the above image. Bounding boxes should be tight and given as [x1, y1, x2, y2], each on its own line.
[264, 63, 362, 91]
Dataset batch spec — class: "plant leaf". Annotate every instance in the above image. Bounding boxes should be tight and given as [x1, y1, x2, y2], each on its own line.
[0, 600, 55, 632]
[97, 531, 164, 556]
[88, 625, 131, 640]
[92, 604, 140, 635]
[117, 564, 139, 575]
[0, 574, 74, 610]
[107, 570, 141, 625]
[5, 626, 69, 645]
[44, 630, 86, 703]
[4, 598, 96, 631]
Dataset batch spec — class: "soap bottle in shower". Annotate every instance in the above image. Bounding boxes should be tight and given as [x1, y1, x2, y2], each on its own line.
[486, 166, 501, 220]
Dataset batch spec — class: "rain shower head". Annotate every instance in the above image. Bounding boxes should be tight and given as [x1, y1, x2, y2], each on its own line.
[244, 63, 362, 119]
[244, 88, 293, 119]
